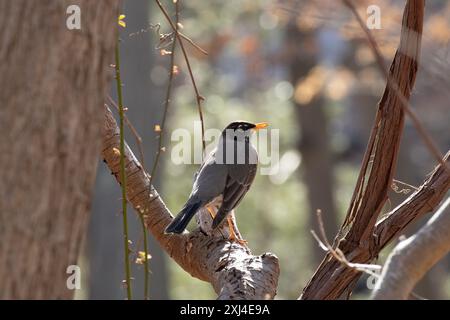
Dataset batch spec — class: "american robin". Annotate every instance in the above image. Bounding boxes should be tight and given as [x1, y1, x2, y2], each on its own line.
[164, 121, 268, 243]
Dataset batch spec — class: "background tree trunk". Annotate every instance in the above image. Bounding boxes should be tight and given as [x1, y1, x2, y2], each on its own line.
[0, 0, 118, 299]
[88, 0, 169, 300]
[285, 22, 338, 265]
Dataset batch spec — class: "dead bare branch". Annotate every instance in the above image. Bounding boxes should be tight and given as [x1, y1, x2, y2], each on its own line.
[312, 210, 381, 278]
[374, 151, 450, 250]
[342, 0, 449, 172]
[300, 0, 436, 300]
[372, 198, 450, 300]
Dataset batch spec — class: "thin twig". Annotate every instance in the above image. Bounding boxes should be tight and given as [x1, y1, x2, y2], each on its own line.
[342, 0, 449, 173]
[155, 0, 206, 155]
[128, 23, 208, 56]
[148, 1, 179, 193]
[114, 28, 132, 300]
[392, 179, 419, 191]
[179, 32, 208, 56]
[391, 179, 418, 195]
[139, 214, 150, 300]
[312, 209, 381, 277]
[106, 96, 151, 299]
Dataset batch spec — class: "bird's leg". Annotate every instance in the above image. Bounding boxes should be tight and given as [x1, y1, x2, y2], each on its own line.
[226, 215, 247, 246]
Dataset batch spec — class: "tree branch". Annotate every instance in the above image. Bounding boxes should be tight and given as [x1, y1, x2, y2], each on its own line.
[300, 0, 430, 299]
[102, 107, 279, 299]
[372, 198, 450, 300]
[300, 151, 449, 299]
[374, 151, 450, 249]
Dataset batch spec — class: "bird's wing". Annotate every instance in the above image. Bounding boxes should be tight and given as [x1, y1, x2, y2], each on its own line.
[189, 151, 228, 203]
[167, 151, 225, 234]
[193, 150, 214, 182]
[223, 164, 257, 211]
[212, 164, 257, 228]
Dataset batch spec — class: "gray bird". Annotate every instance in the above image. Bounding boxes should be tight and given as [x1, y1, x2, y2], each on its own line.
[164, 121, 268, 242]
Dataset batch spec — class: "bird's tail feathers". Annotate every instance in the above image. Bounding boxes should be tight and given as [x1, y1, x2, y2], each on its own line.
[164, 201, 202, 234]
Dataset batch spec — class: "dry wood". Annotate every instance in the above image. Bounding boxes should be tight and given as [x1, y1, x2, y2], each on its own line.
[102, 107, 280, 300]
[300, 0, 437, 299]
[374, 151, 450, 250]
[303, 150, 449, 299]
[372, 198, 450, 299]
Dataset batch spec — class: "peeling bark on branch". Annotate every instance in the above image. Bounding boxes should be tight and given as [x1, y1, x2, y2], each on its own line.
[300, 0, 433, 299]
[102, 107, 280, 300]
[372, 198, 450, 300]
[300, 153, 449, 299]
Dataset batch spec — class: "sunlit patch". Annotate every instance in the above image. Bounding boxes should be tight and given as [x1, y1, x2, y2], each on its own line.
[325, 68, 354, 101]
[294, 66, 328, 105]
[275, 81, 294, 101]
[135, 251, 152, 265]
[269, 150, 301, 185]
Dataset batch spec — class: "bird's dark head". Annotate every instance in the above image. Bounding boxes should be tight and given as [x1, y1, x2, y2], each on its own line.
[216, 121, 268, 164]
[220, 121, 269, 143]
[223, 121, 269, 133]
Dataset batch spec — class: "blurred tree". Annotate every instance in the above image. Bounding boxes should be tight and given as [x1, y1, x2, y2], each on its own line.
[285, 19, 338, 264]
[0, 0, 118, 298]
[88, 0, 169, 299]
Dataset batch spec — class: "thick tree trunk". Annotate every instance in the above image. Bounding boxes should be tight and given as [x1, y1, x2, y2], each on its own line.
[0, 0, 119, 299]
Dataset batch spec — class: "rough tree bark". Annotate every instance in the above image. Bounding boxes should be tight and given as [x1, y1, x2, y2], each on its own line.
[0, 0, 119, 298]
[301, 149, 449, 299]
[102, 107, 280, 299]
[372, 198, 450, 300]
[300, 0, 446, 299]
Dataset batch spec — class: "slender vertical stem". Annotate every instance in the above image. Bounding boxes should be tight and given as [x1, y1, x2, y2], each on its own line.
[107, 94, 148, 298]
[115, 34, 132, 300]
[154, 0, 206, 156]
[140, 214, 150, 300]
[142, 0, 182, 299]
[148, 2, 179, 189]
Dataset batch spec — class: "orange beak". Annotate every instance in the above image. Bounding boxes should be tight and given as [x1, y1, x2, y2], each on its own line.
[253, 122, 269, 131]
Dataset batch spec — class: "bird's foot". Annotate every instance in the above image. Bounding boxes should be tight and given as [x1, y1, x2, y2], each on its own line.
[233, 237, 248, 246]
